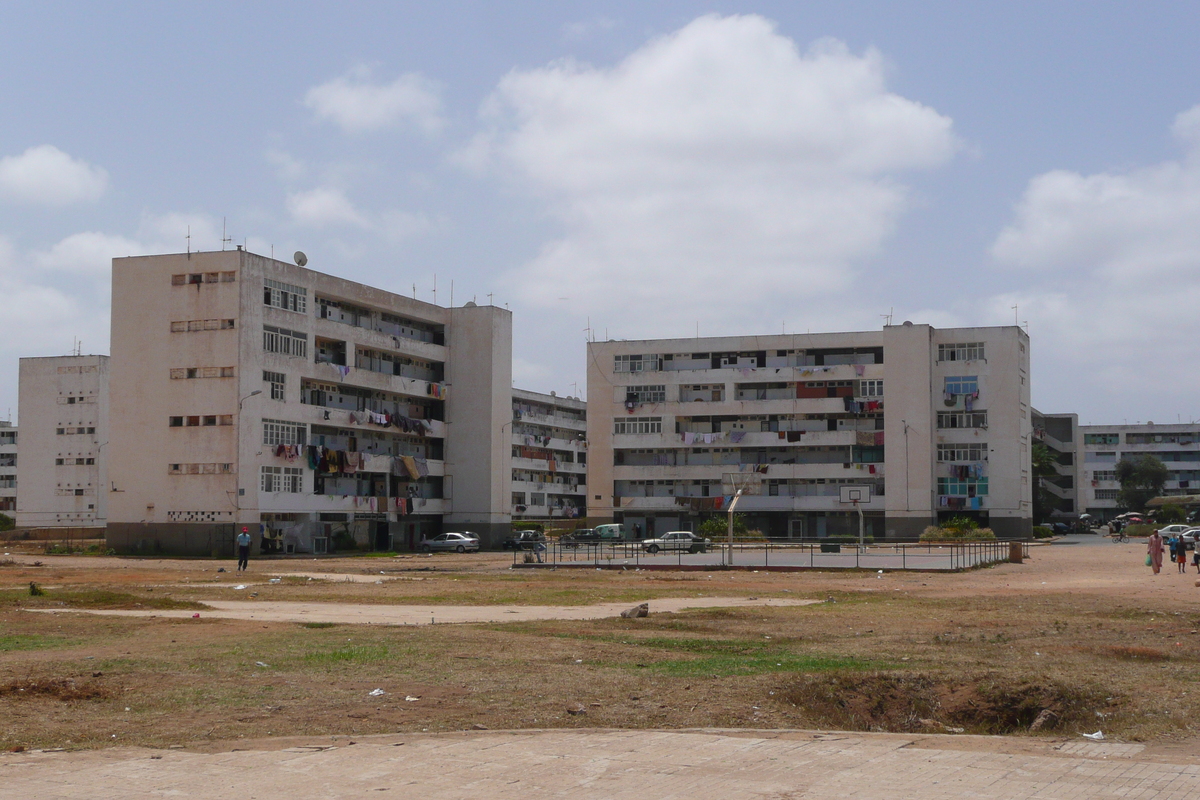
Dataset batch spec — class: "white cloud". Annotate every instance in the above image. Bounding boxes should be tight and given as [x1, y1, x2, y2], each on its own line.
[265, 149, 306, 182]
[286, 187, 371, 228]
[35, 231, 144, 275]
[0, 145, 108, 205]
[469, 14, 957, 338]
[562, 16, 617, 42]
[304, 66, 445, 135]
[989, 104, 1200, 420]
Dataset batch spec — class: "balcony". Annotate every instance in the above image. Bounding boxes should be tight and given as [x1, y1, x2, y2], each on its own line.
[293, 403, 447, 438]
[512, 456, 586, 474]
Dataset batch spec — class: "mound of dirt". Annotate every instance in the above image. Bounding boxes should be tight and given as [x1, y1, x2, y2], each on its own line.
[782, 672, 1112, 735]
[0, 678, 109, 702]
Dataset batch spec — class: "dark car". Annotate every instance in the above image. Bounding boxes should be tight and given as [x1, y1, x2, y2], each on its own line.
[502, 530, 547, 550]
[559, 529, 600, 548]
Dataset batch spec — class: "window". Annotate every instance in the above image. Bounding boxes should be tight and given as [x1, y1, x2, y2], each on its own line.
[938, 343, 985, 362]
[1092, 470, 1117, 482]
[1095, 488, 1119, 500]
[944, 376, 978, 395]
[261, 466, 303, 493]
[170, 463, 234, 475]
[171, 274, 187, 286]
[937, 477, 989, 496]
[171, 366, 235, 380]
[264, 279, 308, 313]
[614, 354, 659, 373]
[187, 416, 200, 427]
[264, 371, 285, 400]
[203, 416, 217, 426]
[614, 416, 662, 435]
[858, 379, 883, 397]
[169, 416, 183, 427]
[937, 411, 988, 429]
[263, 325, 308, 357]
[263, 418, 306, 446]
[172, 319, 235, 333]
[937, 443, 988, 462]
[624, 385, 666, 403]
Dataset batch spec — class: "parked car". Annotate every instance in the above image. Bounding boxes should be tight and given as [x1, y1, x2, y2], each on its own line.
[419, 532, 480, 553]
[641, 531, 712, 554]
[593, 523, 630, 541]
[1157, 524, 1192, 538]
[502, 530, 546, 550]
[1179, 528, 1200, 545]
[559, 529, 600, 548]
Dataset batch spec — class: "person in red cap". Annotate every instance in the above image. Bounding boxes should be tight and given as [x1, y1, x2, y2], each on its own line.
[236, 527, 252, 571]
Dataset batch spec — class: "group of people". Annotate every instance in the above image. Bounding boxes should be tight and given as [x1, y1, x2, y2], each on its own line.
[1146, 529, 1199, 574]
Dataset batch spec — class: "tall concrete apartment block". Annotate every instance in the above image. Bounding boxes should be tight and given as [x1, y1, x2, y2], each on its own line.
[1080, 423, 1200, 520]
[15, 355, 110, 529]
[0, 421, 15, 515]
[106, 250, 512, 555]
[511, 389, 587, 522]
[1031, 410, 1083, 519]
[587, 323, 1032, 540]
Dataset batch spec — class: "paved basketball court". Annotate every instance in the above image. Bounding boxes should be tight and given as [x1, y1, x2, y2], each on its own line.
[5, 728, 1198, 799]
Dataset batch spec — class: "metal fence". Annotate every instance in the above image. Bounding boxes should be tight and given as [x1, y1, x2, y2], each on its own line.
[513, 539, 1026, 572]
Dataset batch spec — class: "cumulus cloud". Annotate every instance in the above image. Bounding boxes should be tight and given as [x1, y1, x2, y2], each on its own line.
[468, 14, 956, 339]
[304, 67, 445, 135]
[286, 187, 371, 228]
[990, 104, 1200, 420]
[35, 231, 144, 275]
[0, 145, 108, 205]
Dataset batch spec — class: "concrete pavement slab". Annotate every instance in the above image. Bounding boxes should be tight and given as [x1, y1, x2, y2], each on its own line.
[4, 729, 1198, 800]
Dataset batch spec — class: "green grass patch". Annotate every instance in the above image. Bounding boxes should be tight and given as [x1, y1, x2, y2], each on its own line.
[301, 644, 392, 666]
[637, 652, 878, 677]
[299, 622, 339, 629]
[16, 589, 208, 610]
[0, 634, 82, 652]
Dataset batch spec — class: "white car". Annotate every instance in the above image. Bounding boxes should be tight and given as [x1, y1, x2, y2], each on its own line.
[1180, 528, 1200, 545]
[641, 531, 712, 554]
[1157, 524, 1192, 537]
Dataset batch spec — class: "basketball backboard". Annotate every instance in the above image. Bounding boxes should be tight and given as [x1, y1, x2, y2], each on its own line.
[721, 472, 763, 497]
[839, 484, 871, 504]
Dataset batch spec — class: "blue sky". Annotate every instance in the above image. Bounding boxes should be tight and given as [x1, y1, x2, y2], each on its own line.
[2, 2, 1199, 425]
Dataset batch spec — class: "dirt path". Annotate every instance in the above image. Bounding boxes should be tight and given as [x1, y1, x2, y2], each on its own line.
[25, 596, 819, 625]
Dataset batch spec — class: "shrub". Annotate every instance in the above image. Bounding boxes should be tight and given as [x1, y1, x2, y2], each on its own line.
[698, 517, 747, 538]
[1123, 523, 1157, 538]
[511, 522, 544, 532]
[0, 513, 13, 532]
[1032, 526, 1054, 539]
[1157, 505, 1186, 524]
[920, 526, 997, 542]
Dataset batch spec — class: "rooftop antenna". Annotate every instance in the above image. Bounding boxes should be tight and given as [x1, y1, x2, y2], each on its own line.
[433, 274, 437, 305]
[487, 292, 494, 305]
[450, 279, 454, 308]
[1011, 304, 1019, 325]
[271, 244, 274, 260]
[221, 218, 232, 251]
[882, 307, 894, 326]
[413, 284, 417, 299]
[186, 225, 191, 257]
[583, 317, 593, 342]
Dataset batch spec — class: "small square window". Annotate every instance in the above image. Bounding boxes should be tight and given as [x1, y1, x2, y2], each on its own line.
[186, 416, 200, 427]
[204, 272, 219, 283]
[74, 489, 84, 496]
[220, 271, 236, 282]
[86, 427, 95, 434]
[169, 417, 183, 427]
[220, 366, 235, 377]
[219, 415, 234, 426]
[186, 368, 198, 379]
[171, 274, 187, 286]
[56, 428, 65, 435]
[55, 458, 64, 465]
[221, 319, 235, 329]
[67, 396, 76, 404]
[170, 321, 187, 332]
[202, 415, 217, 426]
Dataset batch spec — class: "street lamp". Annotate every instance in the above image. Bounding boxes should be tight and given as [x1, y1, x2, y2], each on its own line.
[234, 390, 263, 514]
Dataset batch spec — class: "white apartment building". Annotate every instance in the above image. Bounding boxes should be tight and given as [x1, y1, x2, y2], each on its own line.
[14, 355, 110, 529]
[0, 421, 16, 516]
[1031, 410, 1083, 519]
[511, 389, 587, 522]
[1080, 423, 1200, 519]
[587, 323, 1033, 540]
[106, 249, 512, 555]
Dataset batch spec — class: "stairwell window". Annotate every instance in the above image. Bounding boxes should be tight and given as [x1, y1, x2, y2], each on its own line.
[938, 343, 985, 362]
[614, 416, 662, 434]
[263, 325, 308, 358]
[264, 279, 308, 313]
[944, 376, 978, 395]
[937, 443, 988, 461]
[937, 411, 987, 429]
[264, 371, 286, 400]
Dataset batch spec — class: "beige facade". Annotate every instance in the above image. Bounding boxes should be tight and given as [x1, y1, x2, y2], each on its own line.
[14, 356, 110, 529]
[106, 250, 512, 555]
[511, 389, 587, 522]
[1032, 410, 1083, 520]
[1080, 422, 1200, 520]
[0, 420, 15, 514]
[586, 323, 1032, 540]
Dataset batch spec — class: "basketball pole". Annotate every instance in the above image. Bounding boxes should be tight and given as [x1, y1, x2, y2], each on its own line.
[855, 499, 864, 550]
[727, 488, 744, 566]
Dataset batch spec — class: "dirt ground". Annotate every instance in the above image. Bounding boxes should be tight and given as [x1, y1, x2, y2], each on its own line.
[2, 536, 1200, 755]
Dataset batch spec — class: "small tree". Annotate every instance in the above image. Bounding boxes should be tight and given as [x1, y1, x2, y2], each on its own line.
[1115, 455, 1168, 512]
[0, 512, 13, 532]
[1157, 504, 1186, 524]
[1031, 442, 1061, 522]
[698, 516, 747, 538]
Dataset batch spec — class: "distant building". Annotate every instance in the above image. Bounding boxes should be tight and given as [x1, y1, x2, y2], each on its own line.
[1031, 410, 1082, 521]
[0, 420, 16, 515]
[1080, 422, 1200, 520]
[511, 389, 587, 523]
[587, 323, 1033, 539]
[105, 250, 512, 555]
[14, 355, 110, 529]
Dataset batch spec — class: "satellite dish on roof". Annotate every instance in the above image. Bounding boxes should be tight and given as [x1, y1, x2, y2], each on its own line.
[464, 301, 477, 307]
[294, 251, 307, 267]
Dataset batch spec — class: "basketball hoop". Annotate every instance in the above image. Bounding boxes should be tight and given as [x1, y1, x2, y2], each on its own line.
[721, 472, 763, 497]
[840, 485, 871, 548]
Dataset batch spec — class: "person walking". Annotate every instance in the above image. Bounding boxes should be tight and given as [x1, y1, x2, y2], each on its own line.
[1147, 529, 1164, 575]
[236, 526, 252, 572]
[1178, 535, 1190, 574]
